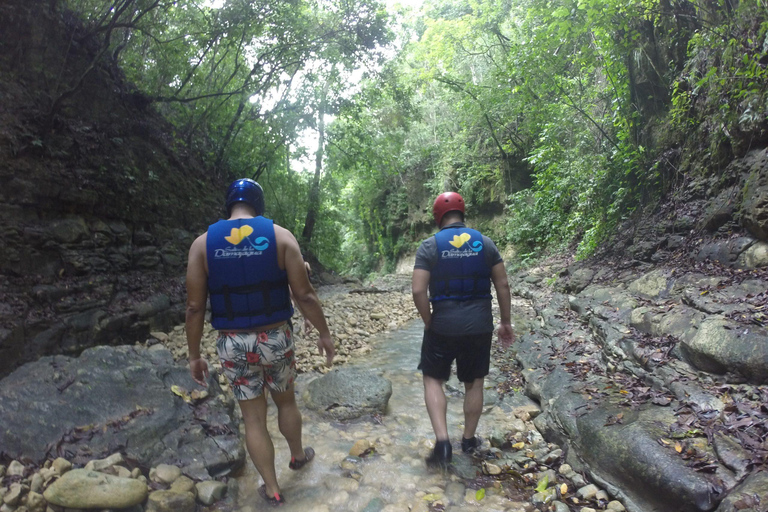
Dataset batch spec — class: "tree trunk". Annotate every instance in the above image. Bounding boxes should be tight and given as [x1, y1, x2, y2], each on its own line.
[301, 80, 330, 246]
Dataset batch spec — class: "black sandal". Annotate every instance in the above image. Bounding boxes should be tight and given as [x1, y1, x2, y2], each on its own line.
[288, 446, 315, 470]
[258, 484, 286, 506]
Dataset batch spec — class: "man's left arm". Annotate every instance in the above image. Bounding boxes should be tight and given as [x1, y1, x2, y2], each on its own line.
[412, 269, 432, 329]
[186, 235, 209, 386]
[490, 262, 515, 348]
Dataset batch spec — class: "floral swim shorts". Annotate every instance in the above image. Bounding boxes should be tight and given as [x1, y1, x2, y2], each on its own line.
[216, 323, 297, 401]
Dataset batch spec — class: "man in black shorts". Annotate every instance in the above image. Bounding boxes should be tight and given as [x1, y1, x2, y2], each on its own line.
[412, 192, 515, 467]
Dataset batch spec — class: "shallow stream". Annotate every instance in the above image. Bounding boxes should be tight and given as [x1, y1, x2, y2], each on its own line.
[232, 319, 531, 512]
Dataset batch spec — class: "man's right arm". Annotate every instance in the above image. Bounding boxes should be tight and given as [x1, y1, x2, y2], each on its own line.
[279, 228, 334, 365]
[491, 261, 515, 349]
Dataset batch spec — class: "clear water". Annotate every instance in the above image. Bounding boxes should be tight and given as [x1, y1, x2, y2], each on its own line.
[230, 319, 530, 512]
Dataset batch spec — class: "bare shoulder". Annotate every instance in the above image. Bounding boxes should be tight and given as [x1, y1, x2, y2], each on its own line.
[273, 223, 298, 247]
[189, 232, 207, 256]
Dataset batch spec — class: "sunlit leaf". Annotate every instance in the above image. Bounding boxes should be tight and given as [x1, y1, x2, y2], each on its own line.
[475, 488, 486, 501]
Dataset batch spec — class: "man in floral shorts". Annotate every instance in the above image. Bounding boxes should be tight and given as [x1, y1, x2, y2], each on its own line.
[185, 179, 334, 506]
[217, 326, 298, 401]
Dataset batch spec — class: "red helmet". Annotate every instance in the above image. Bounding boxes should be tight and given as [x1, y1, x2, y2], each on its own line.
[432, 192, 465, 226]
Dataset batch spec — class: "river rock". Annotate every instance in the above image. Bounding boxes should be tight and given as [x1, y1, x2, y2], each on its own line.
[576, 484, 599, 500]
[303, 368, 392, 420]
[195, 480, 227, 505]
[714, 471, 768, 512]
[51, 458, 72, 476]
[25, 491, 44, 512]
[737, 241, 768, 268]
[0, 345, 244, 477]
[170, 476, 196, 495]
[740, 153, 768, 241]
[145, 490, 196, 512]
[681, 317, 768, 383]
[6, 461, 25, 477]
[152, 464, 182, 484]
[43, 469, 148, 509]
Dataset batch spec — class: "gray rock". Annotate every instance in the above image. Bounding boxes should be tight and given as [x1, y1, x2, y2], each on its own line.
[152, 464, 182, 484]
[145, 490, 196, 512]
[628, 269, 672, 298]
[303, 368, 392, 420]
[43, 469, 148, 509]
[0, 346, 244, 477]
[739, 154, 768, 241]
[577, 484, 599, 500]
[737, 241, 768, 268]
[714, 471, 768, 512]
[681, 317, 768, 383]
[195, 480, 227, 505]
[6, 460, 25, 477]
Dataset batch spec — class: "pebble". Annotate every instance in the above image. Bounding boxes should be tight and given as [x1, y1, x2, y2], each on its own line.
[581, 508, 597, 512]
[577, 484, 599, 500]
[51, 458, 72, 476]
[607, 501, 626, 511]
[170, 476, 196, 496]
[595, 489, 609, 501]
[7, 461, 25, 477]
[85, 453, 123, 472]
[145, 490, 195, 512]
[195, 481, 226, 505]
[350, 439, 372, 457]
[558, 464, 572, 474]
[152, 464, 182, 485]
[29, 473, 43, 493]
[552, 501, 570, 512]
[3, 484, 22, 506]
[25, 491, 45, 512]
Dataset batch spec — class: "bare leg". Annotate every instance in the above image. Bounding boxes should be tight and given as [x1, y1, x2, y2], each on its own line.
[462, 377, 484, 440]
[423, 375, 449, 441]
[270, 384, 305, 461]
[239, 394, 280, 496]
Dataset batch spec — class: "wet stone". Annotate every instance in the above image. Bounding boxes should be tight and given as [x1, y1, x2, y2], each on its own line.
[195, 481, 226, 505]
[607, 501, 626, 511]
[151, 464, 182, 485]
[577, 484, 599, 500]
[531, 487, 557, 505]
[7, 461, 25, 477]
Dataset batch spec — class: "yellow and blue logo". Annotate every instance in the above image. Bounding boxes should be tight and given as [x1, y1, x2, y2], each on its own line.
[449, 232, 483, 252]
[224, 225, 269, 250]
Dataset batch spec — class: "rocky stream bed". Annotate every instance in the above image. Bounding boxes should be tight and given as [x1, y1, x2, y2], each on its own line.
[0, 260, 766, 512]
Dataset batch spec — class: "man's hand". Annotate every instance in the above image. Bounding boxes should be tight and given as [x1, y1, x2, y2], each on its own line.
[303, 318, 314, 336]
[498, 322, 516, 349]
[189, 357, 209, 387]
[316, 334, 335, 366]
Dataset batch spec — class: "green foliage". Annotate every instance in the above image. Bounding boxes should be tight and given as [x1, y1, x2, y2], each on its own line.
[670, 1, 768, 162]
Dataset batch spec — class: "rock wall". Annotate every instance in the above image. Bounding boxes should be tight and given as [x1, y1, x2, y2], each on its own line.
[0, 1, 224, 377]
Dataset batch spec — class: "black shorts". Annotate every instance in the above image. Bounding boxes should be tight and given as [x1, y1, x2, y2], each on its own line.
[418, 329, 492, 383]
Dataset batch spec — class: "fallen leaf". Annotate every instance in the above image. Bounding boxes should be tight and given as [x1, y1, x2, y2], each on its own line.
[675, 442, 683, 453]
[560, 483, 568, 494]
[475, 488, 485, 501]
[535, 475, 549, 493]
[512, 442, 525, 450]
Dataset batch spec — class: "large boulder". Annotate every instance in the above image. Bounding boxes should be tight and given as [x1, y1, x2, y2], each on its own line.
[0, 345, 245, 478]
[681, 317, 768, 383]
[302, 368, 392, 420]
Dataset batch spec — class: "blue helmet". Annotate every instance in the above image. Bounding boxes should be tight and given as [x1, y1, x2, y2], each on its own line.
[225, 178, 265, 216]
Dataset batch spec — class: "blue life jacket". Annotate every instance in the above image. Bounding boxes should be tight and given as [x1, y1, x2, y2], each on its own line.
[206, 217, 294, 330]
[429, 226, 492, 302]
